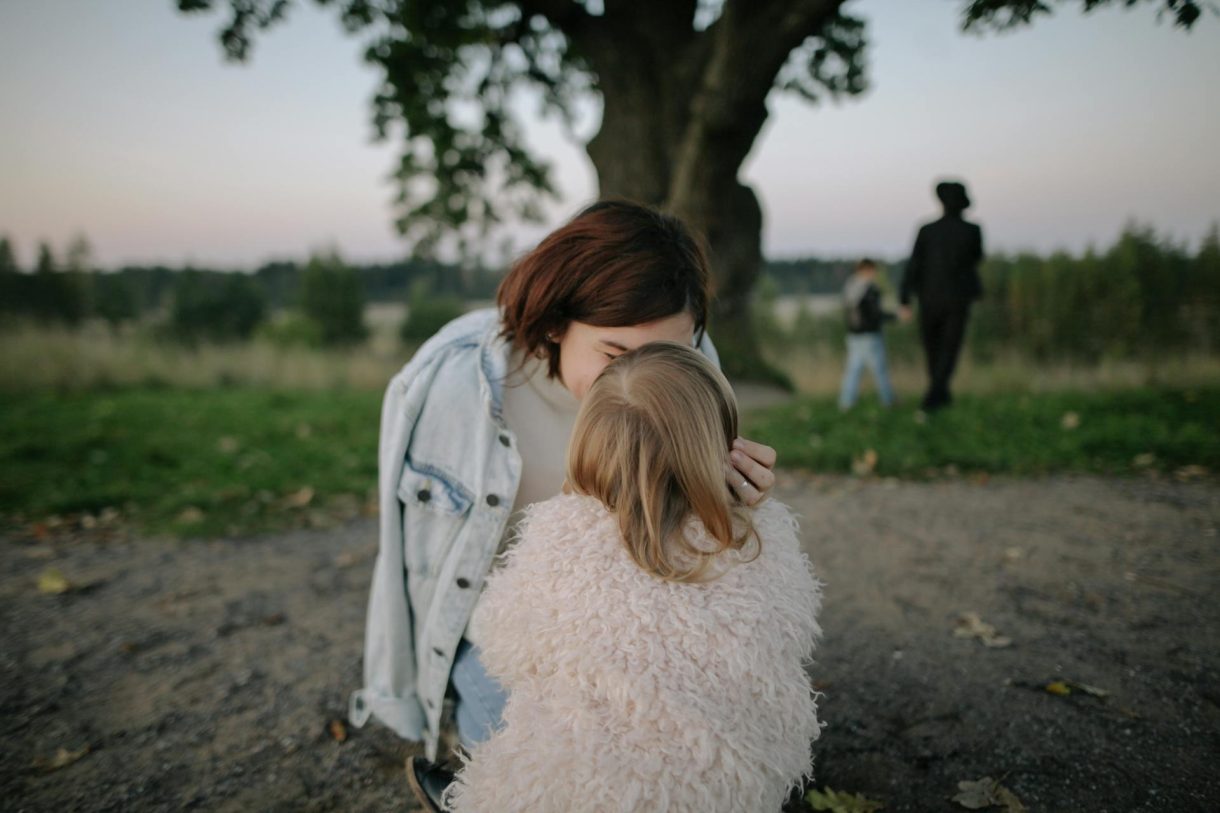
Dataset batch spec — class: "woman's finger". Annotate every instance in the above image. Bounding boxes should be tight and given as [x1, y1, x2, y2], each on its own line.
[733, 437, 777, 470]
[730, 447, 775, 494]
[724, 463, 764, 506]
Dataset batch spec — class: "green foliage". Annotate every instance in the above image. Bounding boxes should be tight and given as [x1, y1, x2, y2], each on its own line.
[171, 270, 267, 342]
[961, 0, 1206, 32]
[93, 274, 141, 329]
[0, 388, 380, 537]
[742, 388, 1220, 478]
[0, 237, 17, 273]
[255, 311, 324, 348]
[299, 251, 368, 346]
[400, 280, 465, 343]
[968, 223, 1218, 361]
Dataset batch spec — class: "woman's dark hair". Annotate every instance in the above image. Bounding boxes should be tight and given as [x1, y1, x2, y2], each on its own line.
[497, 199, 711, 378]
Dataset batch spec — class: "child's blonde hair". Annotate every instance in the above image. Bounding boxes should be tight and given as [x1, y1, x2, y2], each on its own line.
[566, 341, 758, 583]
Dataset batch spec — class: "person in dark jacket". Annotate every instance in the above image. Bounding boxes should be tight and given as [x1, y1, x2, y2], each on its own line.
[899, 180, 984, 411]
[839, 258, 896, 410]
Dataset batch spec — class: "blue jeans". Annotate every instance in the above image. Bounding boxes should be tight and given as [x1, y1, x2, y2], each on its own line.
[450, 639, 508, 750]
[838, 332, 895, 409]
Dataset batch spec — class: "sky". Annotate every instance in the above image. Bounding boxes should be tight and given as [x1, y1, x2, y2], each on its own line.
[0, 0, 1218, 269]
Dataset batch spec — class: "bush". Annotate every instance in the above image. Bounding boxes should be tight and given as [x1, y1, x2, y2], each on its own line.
[300, 251, 368, 346]
[171, 271, 267, 342]
[254, 312, 324, 348]
[400, 282, 465, 342]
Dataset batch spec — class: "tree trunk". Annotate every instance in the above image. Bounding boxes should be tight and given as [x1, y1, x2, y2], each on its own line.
[579, 0, 845, 386]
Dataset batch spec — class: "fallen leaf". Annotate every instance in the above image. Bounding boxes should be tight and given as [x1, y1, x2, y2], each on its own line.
[218, 436, 240, 454]
[952, 777, 1026, 812]
[1071, 681, 1109, 698]
[284, 486, 315, 509]
[177, 506, 205, 524]
[1060, 411, 1080, 430]
[1174, 464, 1209, 482]
[37, 568, 72, 595]
[852, 449, 878, 477]
[1044, 679, 1109, 699]
[328, 719, 348, 743]
[1132, 452, 1156, 468]
[806, 786, 884, 813]
[953, 612, 1012, 648]
[1002, 547, 1023, 563]
[33, 745, 90, 773]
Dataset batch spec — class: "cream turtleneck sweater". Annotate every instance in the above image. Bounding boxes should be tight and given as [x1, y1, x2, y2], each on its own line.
[466, 350, 580, 646]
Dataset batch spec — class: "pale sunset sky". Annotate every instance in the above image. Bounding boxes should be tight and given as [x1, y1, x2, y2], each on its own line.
[1, 0, 1218, 268]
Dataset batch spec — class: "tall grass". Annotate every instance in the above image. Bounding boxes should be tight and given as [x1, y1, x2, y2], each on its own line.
[0, 319, 410, 393]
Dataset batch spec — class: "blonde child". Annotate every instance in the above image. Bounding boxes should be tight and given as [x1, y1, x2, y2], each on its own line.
[445, 341, 823, 813]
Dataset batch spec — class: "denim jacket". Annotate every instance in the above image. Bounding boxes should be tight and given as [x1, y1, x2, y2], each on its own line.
[348, 308, 719, 759]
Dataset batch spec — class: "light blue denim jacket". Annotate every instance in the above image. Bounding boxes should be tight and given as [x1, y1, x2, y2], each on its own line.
[348, 308, 719, 759]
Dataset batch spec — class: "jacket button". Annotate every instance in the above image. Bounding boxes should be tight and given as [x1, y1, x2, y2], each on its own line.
[498, 434, 511, 447]
[416, 489, 431, 503]
[456, 577, 471, 589]
[485, 494, 500, 507]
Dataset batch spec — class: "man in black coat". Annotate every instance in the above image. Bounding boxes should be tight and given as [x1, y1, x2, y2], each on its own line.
[899, 181, 984, 411]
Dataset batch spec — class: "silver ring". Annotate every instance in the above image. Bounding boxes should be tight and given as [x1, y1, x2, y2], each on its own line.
[740, 479, 749, 490]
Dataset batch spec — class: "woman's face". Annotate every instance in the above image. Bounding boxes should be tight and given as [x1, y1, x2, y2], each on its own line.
[556, 312, 696, 400]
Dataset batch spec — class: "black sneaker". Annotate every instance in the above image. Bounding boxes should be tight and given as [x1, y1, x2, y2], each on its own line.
[407, 756, 454, 812]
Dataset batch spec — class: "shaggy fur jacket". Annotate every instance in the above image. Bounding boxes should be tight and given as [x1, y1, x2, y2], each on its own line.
[445, 493, 823, 813]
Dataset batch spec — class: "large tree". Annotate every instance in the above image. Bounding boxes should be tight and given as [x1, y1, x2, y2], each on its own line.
[178, 0, 1203, 379]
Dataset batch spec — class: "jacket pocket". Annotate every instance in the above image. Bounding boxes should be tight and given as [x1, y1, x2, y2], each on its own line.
[397, 460, 474, 582]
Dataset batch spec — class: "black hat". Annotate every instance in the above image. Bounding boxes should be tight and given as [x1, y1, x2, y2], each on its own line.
[935, 181, 971, 211]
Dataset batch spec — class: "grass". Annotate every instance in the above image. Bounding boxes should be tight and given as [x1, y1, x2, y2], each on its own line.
[1, 385, 1215, 539]
[0, 318, 410, 393]
[2, 318, 1216, 538]
[742, 388, 1220, 478]
[0, 388, 382, 537]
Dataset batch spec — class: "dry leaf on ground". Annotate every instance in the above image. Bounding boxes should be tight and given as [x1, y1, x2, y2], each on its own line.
[37, 568, 73, 595]
[852, 449, 879, 477]
[806, 786, 884, 813]
[33, 746, 90, 773]
[284, 486, 315, 509]
[953, 612, 1012, 648]
[177, 506, 205, 524]
[328, 719, 348, 743]
[952, 777, 1026, 812]
[1060, 411, 1080, 430]
[1043, 679, 1109, 698]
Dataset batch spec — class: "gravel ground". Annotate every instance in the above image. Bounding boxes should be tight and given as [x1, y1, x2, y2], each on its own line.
[2, 474, 1218, 812]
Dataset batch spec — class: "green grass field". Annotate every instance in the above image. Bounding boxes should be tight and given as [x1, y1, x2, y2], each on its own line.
[0, 389, 381, 537]
[1, 386, 1215, 538]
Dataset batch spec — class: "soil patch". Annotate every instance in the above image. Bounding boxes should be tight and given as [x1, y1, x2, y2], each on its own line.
[2, 475, 1217, 811]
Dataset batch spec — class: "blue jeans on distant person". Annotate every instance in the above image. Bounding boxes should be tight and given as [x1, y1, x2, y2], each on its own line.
[451, 639, 508, 750]
[839, 332, 895, 410]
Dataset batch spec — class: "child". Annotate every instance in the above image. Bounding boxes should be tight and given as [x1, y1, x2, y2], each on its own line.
[839, 258, 896, 410]
[445, 341, 822, 813]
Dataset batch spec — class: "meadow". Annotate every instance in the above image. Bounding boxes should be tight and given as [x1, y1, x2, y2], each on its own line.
[2, 303, 1216, 538]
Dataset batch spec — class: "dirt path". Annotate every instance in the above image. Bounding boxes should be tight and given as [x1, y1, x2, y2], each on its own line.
[3, 475, 1218, 812]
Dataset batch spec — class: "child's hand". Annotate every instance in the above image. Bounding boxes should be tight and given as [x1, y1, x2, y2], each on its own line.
[728, 437, 777, 506]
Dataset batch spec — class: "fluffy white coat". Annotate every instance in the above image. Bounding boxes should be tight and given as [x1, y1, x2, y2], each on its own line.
[446, 493, 823, 813]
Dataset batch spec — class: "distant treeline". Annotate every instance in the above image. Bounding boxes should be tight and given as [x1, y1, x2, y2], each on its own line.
[3, 225, 1217, 359]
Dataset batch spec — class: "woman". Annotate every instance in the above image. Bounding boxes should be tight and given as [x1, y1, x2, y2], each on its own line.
[345, 200, 779, 805]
